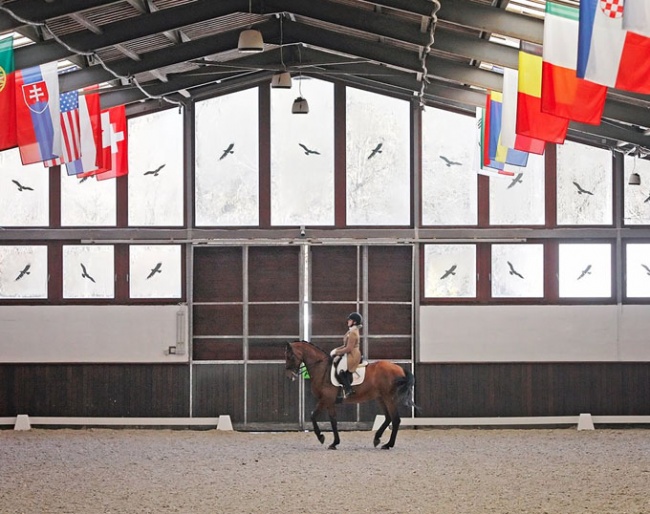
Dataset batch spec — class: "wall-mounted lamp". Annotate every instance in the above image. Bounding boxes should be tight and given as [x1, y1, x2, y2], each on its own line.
[629, 172, 641, 186]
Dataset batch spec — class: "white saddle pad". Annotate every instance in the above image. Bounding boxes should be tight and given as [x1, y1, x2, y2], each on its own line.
[330, 362, 367, 387]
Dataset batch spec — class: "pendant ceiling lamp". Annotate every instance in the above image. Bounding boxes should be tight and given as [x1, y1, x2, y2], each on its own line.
[238, 1, 264, 53]
[291, 96, 309, 114]
[271, 71, 292, 89]
[629, 172, 641, 186]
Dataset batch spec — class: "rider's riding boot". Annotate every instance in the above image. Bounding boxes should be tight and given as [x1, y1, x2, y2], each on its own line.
[338, 371, 354, 398]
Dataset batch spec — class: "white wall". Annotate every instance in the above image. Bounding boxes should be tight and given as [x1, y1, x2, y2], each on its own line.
[0, 305, 188, 363]
[419, 304, 650, 362]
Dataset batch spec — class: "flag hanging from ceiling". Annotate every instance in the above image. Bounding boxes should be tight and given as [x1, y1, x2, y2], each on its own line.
[487, 91, 529, 167]
[0, 36, 17, 151]
[65, 86, 105, 176]
[15, 62, 61, 165]
[476, 106, 515, 178]
[501, 68, 545, 155]
[577, 0, 650, 94]
[542, 2, 607, 125]
[44, 90, 81, 167]
[517, 41, 569, 144]
[623, 0, 650, 37]
[96, 105, 128, 181]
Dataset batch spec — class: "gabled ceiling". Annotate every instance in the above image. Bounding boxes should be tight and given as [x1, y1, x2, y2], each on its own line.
[2, 0, 650, 152]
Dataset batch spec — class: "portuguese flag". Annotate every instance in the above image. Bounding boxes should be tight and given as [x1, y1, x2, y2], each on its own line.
[0, 36, 16, 150]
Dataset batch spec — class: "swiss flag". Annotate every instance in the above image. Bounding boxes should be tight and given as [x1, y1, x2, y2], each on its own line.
[93, 105, 128, 181]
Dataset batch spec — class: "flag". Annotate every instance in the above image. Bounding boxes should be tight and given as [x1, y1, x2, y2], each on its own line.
[623, 0, 650, 37]
[542, 2, 607, 125]
[578, 0, 650, 94]
[501, 68, 545, 155]
[65, 86, 105, 176]
[44, 90, 81, 167]
[488, 91, 529, 167]
[96, 105, 128, 181]
[517, 42, 569, 144]
[15, 62, 61, 164]
[0, 36, 16, 150]
[476, 106, 515, 178]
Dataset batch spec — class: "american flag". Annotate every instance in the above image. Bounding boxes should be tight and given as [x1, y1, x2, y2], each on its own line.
[44, 90, 81, 167]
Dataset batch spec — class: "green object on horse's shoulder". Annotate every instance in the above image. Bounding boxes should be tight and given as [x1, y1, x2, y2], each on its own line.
[300, 364, 310, 380]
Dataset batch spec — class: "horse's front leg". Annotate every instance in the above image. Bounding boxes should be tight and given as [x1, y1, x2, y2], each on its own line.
[373, 411, 392, 448]
[327, 405, 340, 450]
[310, 402, 326, 445]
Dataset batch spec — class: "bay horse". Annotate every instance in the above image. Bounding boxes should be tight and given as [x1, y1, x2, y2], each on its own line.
[285, 340, 416, 450]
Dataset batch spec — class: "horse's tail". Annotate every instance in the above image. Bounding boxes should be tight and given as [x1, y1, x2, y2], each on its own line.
[394, 369, 418, 410]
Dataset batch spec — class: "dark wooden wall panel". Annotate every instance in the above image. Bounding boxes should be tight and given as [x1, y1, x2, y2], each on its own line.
[193, 247, 242, 302]
[368, 246, 412, 301]
[414, 362, 650, 417]
[248, 304, 299, 336]
[192, 364, 245, 422]
[193, 338, 243, 361]
[368, 304, 411, 334]
[311, 303, 358, 335]
[249, 339, 290, 360]
[247, 363, 299, 423]
[193, 304, 243, 335]
[368, 337, 411, 360]
[312, 247, 359, 300]
[0, 364, 189, 417]
[248, 247, 299, 302]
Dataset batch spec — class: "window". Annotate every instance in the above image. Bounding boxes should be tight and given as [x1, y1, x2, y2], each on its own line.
[195, 88, 259, 226]
[625, 243, 650, 298]
[491, 244, 544, 298]
[63, 245, 115, 299]
[271, 78, 334, 226]
[624, 155, 650, 225]
[0, 245, 48, 299]
[129, 245, 182, 299]
[60, 167, 116, 227]
[558, 243, 611, 298]
[424, 244, 476, 298]
[346, 87, 410, 225]
[0, 148, 49, 227]
[422, 108, 477, 225]
[128, 108, 184, 226]
[557, 141, 612, 225]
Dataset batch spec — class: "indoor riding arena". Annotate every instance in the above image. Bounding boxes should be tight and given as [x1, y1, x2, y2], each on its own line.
[2, 0, 650, 513]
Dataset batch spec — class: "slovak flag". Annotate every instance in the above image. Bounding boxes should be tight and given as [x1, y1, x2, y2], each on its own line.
[578, 0, 650, 94]
[96, 105, 128, 181]
[15, 62, 61, 165]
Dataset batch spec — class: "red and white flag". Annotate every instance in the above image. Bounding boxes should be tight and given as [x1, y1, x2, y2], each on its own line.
[66, 86, 105, 175]
[96, 105, 128, 181]
[44, 90, 81, 167]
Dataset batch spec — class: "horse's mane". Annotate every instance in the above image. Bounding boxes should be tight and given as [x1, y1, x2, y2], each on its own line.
[292, 340, 329, 357]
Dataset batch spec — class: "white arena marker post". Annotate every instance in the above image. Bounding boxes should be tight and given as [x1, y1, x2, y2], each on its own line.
[217, 415, 233, 431]
[372, 415, 386, 431]
[14, 414, 31, 431]
[577, 413, 595, 431]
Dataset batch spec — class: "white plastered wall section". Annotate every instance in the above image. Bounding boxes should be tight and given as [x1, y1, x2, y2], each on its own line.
[0, 305, 188, 363]
[419, 304, 650, 362]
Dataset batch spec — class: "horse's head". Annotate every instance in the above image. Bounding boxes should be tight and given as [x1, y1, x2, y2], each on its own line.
[285, 342, 302, 381]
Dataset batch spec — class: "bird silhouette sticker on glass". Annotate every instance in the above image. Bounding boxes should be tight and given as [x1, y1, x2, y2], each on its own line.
[219, 143, 234, 160]
[12, 179, 33, 192]
[440, 264, 457, 279]
[80, 263, 96, 283]
[508, 173, 524, 189]
[572, 181, 593, 195]
[368, 143, 383, 159]
[15, 264, 31, 281]
[143, 164, 165, 176]
[507, 261, 524, 279]
[642, 264, 650, 275]
[439, 155, 462, 167]
[577, 264, 592, 280]
[299, 143, 320, 155]
[147, 262, 163, 279]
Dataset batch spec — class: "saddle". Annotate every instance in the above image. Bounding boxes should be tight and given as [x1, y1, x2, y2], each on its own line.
[330, 361, 367, 388]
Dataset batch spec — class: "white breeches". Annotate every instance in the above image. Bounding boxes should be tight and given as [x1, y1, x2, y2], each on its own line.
[330, 350, 348, 372]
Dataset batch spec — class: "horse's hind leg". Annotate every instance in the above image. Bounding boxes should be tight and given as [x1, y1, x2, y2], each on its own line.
[373, 400, 392, 448]
[382, 408, 401, 450]
[327, 405, 340, 450]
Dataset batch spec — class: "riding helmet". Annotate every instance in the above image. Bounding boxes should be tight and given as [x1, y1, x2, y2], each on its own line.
[347, 312, 363, 325]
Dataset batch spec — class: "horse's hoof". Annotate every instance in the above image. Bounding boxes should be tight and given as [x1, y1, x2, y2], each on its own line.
[380, 443, 392, 450]
[317, 434, 325, 444]
[373, 438, 380, 448]
[328, 444, 337, 450]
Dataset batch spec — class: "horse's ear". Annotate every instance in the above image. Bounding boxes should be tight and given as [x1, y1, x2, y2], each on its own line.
[285, 342, 293, 353]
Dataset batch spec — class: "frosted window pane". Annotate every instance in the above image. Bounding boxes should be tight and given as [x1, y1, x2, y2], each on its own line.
[490, 153, 545, 225]
[557, 142, 612, 225]
[559, 243, 611, 298]
[195, 88, 259, 226]
[422, 108, 477, 225]
[128, 108, 184, 226]
[625, 243, 650, 297]
[346, 88, 410, 225]
[271, 78, 334, 226]
[491, 244, 544, 298]
[424, 244, 476, 298]
[0, 148, 49, 226]
[129, 245, 181, 299]
[61, 168, 116, 226]
[63, 245, 115, 299]
[624, 155, 650, 225]
[0, 245, 48, 299]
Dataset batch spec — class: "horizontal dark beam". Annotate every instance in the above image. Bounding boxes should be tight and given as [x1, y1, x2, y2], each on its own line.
[0, 0, 120, 32]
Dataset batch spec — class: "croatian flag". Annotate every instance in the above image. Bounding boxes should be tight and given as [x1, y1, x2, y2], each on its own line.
[15, 62, 61, 165]
[65, 87, 105, 176]
[578, 0, 650, 94]
[44, 90, 81, 168]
